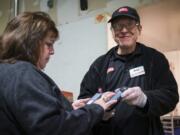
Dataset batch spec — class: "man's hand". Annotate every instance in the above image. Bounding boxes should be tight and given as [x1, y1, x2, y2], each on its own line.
[121, 86, 147, 108]
[94, 92, 117, 111]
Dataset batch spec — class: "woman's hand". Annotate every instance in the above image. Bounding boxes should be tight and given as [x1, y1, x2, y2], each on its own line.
[94, 92, 117, 111]
[72, 98, 90, 110]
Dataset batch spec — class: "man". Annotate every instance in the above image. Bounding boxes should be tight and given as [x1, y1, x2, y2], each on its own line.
[78, 6, 179, 135]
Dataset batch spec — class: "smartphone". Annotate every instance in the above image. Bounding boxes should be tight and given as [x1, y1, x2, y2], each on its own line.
[86, 93, 102, 104]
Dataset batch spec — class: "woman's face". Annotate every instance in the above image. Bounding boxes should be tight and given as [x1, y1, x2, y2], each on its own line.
[37, 31, 57, 70]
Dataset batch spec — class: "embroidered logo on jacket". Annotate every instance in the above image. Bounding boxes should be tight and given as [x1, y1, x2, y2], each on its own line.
[107, 67, 115, 74]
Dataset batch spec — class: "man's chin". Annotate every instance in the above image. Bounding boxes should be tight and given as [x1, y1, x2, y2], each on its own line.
[118, 43, 132, 48]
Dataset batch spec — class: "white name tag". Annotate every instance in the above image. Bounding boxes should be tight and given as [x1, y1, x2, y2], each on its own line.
[129, 66, 145, 78]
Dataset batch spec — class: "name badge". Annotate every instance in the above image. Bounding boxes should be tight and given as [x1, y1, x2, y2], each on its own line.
[129, 66, 145, 78]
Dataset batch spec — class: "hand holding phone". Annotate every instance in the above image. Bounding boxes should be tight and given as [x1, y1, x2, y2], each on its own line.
[106, 87, 128, 111]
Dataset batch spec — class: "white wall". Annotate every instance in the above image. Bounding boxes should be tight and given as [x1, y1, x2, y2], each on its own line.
[57, 0, 80, 25]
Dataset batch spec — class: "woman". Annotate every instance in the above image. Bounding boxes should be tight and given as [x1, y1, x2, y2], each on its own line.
[0, 11, 116, 135]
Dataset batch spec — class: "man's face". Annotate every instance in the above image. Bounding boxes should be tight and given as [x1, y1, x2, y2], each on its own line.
[37, 31, 57, 70]
[111, 17, 141, 51]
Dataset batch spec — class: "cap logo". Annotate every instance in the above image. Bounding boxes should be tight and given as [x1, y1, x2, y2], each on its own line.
[119, 7, 128, 13]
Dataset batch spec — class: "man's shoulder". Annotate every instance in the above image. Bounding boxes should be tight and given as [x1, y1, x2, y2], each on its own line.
[93, 46, 117, 64]
[138, 43, 168, 66]
[138, 43, 164, 56]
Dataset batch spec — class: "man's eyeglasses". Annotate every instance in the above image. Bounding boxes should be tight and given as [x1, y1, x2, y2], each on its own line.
[111, 21, 139, 31]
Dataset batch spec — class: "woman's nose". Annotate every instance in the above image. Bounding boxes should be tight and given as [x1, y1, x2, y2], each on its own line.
[49, 47, 54, 55]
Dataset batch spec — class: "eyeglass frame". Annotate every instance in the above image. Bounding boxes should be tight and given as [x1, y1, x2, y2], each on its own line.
[111, 19, 140, 31]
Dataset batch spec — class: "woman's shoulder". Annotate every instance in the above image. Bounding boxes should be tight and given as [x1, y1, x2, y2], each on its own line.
[0, 61, 38, 78]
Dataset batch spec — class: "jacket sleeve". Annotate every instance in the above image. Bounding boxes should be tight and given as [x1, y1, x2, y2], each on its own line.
[78, 48, 115, 99]
[6, 65, 104, 135]
[78, 59, 102, 99]
[145, 51, 179, 116]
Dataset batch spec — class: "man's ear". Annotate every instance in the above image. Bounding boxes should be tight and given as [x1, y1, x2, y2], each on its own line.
[138, 24, 142, 35]
[111, 27, 116, 39]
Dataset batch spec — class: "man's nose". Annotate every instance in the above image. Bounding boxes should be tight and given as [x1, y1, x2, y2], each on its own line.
[120, 26, 128, 32]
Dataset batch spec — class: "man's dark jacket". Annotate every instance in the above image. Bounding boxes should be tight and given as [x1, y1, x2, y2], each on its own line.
[78, 43, 179, 135]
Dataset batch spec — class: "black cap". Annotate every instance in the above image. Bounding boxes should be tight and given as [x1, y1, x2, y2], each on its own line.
[108, 6, 140, 23]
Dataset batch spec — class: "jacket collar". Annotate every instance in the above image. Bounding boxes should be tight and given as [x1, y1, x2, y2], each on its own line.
[110, 42, 143, 61]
